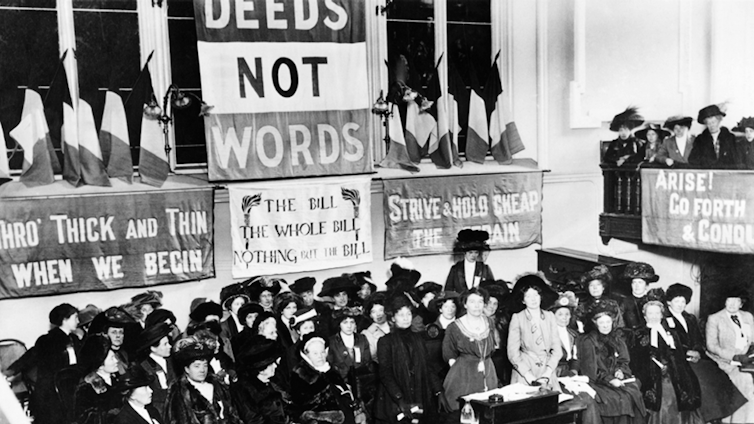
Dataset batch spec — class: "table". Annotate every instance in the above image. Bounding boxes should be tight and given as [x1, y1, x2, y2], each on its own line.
[470, 393, 587, 424]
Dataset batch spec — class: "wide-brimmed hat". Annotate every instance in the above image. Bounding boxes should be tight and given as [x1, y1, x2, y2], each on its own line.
[664, 115, 693, 130]
[387, 258, 422, 289]
[635, 123, 670, 142]
[172, 337, 214, 370]
[549, 291, 579, 312]
[479, 281, 510, 308]
[698, 104, 726, 124]
[116, 365, 154, 391]
[237, 338, 282, 373]
[610, 107, 644, 131]
[79, 334, 112, 374]
[665, 283, 693, 304]
[90, 306, 137, 334]
[77, 304, 102, 328]
[415, 282, 443, 300]
[579, 265, 614, 292]
[510, 273, 558, 312]
[131, 290, 163, 309]
[246, 278, 282, 302]
[587, 300, 621, 322]
[347, 271, 376, 294]
[293, 307, 318, 329]
[318, 276, 359, 298]
[723, 285, 750, 304]
[332, 307, 362, 326]
[137, 322, 173, 353]
[454, 229, 489, 253]
[290, 277, 316, 294]
[733, 117, 754, 132]
[238, 302, 265, 324]
[622, 262, 659, 283]
[428, 291, 460, 314]
[145, 309, 176, 329]
[220, 282, 250, 310]
[273, 292, 302, 315]
[189, 301, 223, 323]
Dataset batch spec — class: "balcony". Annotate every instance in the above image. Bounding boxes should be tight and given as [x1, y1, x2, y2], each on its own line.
[599, 165, 642, 243]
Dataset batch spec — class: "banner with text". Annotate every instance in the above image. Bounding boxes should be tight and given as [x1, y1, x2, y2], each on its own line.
[383, 172, 543, 259]
[229, 176, 372, 277]
[194, 0, 372, 181]
[642, 169, 754, 253]
[0, 188, 215, 299]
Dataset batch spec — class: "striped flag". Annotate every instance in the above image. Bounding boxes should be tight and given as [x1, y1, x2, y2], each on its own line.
[100, 91, 133, 183]
[447, 65, 464, 167]
[466, 64, 488, 163]
[43, 54, 72, 181]
[77, 100, 111, 186]
[404, 97, 434, 163]
[10, 89, 55, 186]
[426, 62, 451, 168]
[378, 103, 419, 173]
[487, 60, 524, 164]
[0, 122, 10, 182]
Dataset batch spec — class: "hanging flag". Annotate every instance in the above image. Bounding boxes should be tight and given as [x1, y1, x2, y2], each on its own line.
[77, 100, 111, 186]
[378, 104, 420, 173]
[100, 91, 133, 183]
[447, 65, 465, 167]
[126, 58, 169, 187]
[466, 64, 488, 163]
[426, 59, 454, 169]
[404, 98, 434, 163]
[45, 53, 80, 186]
[487, 58, 524, 164]
[9, 89, 55, 186]
[0, 122, 10, 183]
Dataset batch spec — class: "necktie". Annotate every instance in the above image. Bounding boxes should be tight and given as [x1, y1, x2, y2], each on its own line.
[732, 315, 742, 328]
[714, 139, 720, 158]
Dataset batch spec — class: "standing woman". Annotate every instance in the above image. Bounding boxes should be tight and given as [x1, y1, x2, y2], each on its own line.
[74, 334, 123, 424]
[445, 230, 494, 293]
[274, 292, 302, 349]
[219, 282, 250, 361]
[231, 303, 265, 357]
[362, 293, 391, 361]
[137, 322, 176, 416]
[374, 296, 442, 424]
[442, 287, 498, 412]
[245, 277, 282, 313]
[481, 281, 512, 385]
[318, 276, 361, 337]
[507, 274, 561, 391]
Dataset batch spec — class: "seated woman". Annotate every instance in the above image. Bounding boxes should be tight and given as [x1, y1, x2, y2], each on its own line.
[231, 340, 288, 424]
[113, 365, 163, 424]
[575, 265, 625, 335]
[74, 334, 123, 424]
[706, 286, 754, 423]
[507, 273, 561, 391]
[665, 283, 746, 423]
[603, 107, 645, 166]
[578, 303, 646, 424]
[374, 296, 443, 424]
[481, 281, 512, 386]
[164, 337, 241, 424]
[630, 301, 702, 424]
[289, 333, 362, 424]
[635, 124, 670, 164]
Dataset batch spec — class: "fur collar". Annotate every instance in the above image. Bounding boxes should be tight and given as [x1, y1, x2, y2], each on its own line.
[83, 371, 110, 395]
[293, 360, 325, 385]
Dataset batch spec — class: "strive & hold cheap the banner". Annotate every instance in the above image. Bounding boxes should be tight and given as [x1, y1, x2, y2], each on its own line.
[383, 172, 543, 259]
[194, 0, 372, 181]
[0, 188, 215, 299]
[642, 169, 754, 253]
[229, 175, 372, 277]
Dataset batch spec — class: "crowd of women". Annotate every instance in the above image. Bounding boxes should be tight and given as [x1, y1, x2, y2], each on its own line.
[5, 229, 754, 424]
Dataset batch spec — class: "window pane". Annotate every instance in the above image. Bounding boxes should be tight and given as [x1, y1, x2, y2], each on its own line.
[168, 0, 206, 167]
[0, 4, 58, 172]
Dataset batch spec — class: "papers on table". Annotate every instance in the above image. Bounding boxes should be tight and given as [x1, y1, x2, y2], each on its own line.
[462, 383, 542, 402]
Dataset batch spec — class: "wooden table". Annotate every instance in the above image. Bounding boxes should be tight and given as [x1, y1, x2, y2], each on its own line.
[470, 392, 587, 424]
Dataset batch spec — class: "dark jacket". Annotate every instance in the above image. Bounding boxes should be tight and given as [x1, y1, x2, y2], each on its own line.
[230, 372, 289, 424]
[374, 328, 441, 424]
[688, 127, 742, 169]
[32, 328, 82, 424]
[74, 372, 123, 424]
[327, 333, 373, 381]
[603, 136, 642, 165]
[220, 317, 243, 362]
[114, 402, 164, 424]
[276, 317, 297, 350]
[665, 311, 705, 354]
[140, 356, 177, 417]
[737, 138, 754, 170]
[164, 374, 242, 424]
[289, 360, 357, 424]
[444, 261, 495, 293]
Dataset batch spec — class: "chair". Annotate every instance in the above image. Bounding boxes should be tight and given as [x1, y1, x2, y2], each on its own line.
[55, 366, 82, 424]
[0, 339, 31, 410]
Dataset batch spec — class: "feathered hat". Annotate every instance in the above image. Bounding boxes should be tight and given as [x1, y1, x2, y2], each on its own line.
[454, 229, 489, 253]
[609, 106, 645, 131]
[733, 117, 754, 132]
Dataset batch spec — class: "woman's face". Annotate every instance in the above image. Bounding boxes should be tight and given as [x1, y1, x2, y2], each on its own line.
[339, 317, 356, 336]
[631, 279, 648, 297]
[668, 296, 687, 314]
[258, 359, 279, 380]
[230, 297, 247, 315]
[746, 128, 754, 142]
[370, 304, 387, 325]
[358, 284, 372, 300]
[259, 291, 274, 308]
[151, 336, 172, 358]
[464, 250, 480, 263]
[646, 130, 659, 144]
[554, 307, 571, 328]
[725, 297, 743, 314]
[484, 297, 499, 317]
[523, 288, 541, 310]
[595, 315, 614, 335]
[705, 115, 722, 133]
[644, 304, 663, 325]
[100, 349, 119, 374]
[245, 312, 258, 329]
[618, 126, 631, 140]
[140, 304, 155, 318]
[185, 359, 209, 383]
[334, 291, 349, 308]
[297, 320, 315, 336]
[440, 300, 457, 319]
[106, 327, 125, 350]
[392, 306, 413, 329]
[305, 340, 328, 367]
[61, 313, 80, 333]
[588, 280, 605, 298]
[465, 293, 485, 317]
[421, 292, 436, 308]
[282, 302, 298, 319]
[673, 124, 687, 138]
[130, 386, 153, 406]
[259, 317, 278, 340]
[301, 290, 315, 306]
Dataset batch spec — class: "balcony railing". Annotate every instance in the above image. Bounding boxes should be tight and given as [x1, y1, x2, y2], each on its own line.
[600, 165, 642, 243]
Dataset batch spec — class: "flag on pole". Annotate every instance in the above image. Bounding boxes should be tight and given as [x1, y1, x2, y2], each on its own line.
[10, 89, 55, 186]
[426, 59, 452, 168]
[100, 91, 133, 183]
[447, 65, 464, 167]
[487, 57, 524, 164]
[45, 52, 80, 186]
[126, 57, 169, 187]
[378, 103, 420, 173]
[77, 100, 111, 186]
[465, 64, 488, 163]
[0, 122, 11, 183]
[404, 97, 434, 163]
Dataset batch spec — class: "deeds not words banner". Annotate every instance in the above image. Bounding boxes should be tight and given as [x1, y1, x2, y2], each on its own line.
[0, 189, 215, 299]
[642, 169, 754, 253]
[229, 176, 372, 277]
[194, 0, 372, 181]
[383, 173, 543, 259]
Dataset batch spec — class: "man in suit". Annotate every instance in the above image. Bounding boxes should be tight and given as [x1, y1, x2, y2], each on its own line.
[688, 104, 743, 169]
[657, 115, 695, 166]
[445, 229, 494, 293]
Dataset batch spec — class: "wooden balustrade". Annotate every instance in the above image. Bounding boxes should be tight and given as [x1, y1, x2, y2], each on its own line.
[600, 165, 643, 243]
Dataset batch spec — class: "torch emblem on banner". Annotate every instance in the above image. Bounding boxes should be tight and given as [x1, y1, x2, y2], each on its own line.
[241, 194, 262, 249]
[341, 187, 361, 241]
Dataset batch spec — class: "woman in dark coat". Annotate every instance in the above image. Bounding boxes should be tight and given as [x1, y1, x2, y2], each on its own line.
[231, 339, 288, 424]
[74, 334, 124, 424]
[444, 230, 494, 293]
[274, 292, 302, 350]
[574, 265, 625, 335]
[114, 365, 164, 424]
[137, 322, 177, 416]
[219, 282, 250, 362]
[629, 301, 702, 424]
[374, 296, 443, 424]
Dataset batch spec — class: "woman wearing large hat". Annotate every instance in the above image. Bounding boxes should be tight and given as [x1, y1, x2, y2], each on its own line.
[231, 302, 265, 358]
[113, 365, 163, 424]
[574, 265, 626, 334]
[619, 262, 665, 345]
[136, 322, 175, 415]
[657, 115, 695, 166]
[91, 306, 139, 376]
[230, 340, 288, 424]
[733, 116, 754, 169]
[73, 334, 123, 424]
[635, 123, 670, 163]
[245, 277, 283, 312]
[706, 285, 754, 423]
[164, 337, 242, 424]
[603, 107, 645, 166]
[318, 276, 360, 337]
[219, 282, 250, 361]
[688, 103, 743, 169]
[444, 229, 495, 293]
[129, 290, 164, 328]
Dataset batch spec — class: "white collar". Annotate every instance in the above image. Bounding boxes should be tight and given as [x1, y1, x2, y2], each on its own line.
[96, 370, 112, 386]
[438, 315, 455, 329]
[377, 322, 391, 333]
[340, 332, 355, 348]
[150, 353, 168, 372]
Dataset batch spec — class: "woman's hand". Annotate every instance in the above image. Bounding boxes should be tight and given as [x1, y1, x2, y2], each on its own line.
[609, 378, 624, 388]
[614, 369, 624, 380]
[686, 350, 701, 363]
